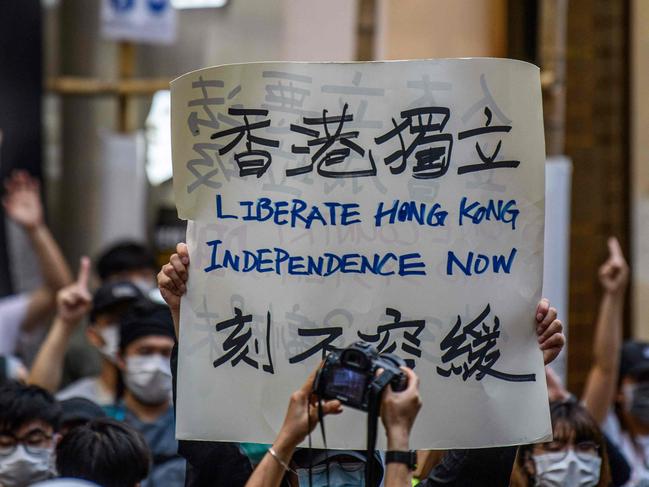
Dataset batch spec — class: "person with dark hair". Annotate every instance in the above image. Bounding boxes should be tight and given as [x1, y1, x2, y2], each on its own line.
[511, 399, 612, 486]
[105, 300, 185, 487]
[96, 241, 157, 286]
[243, 365, 421, 487]
[58, 397, 107, 436]
[29, 266, 143, 406]
[56, 417, 151, 487]
[0, 382, 61, 485]
[1, 170, 73, 359]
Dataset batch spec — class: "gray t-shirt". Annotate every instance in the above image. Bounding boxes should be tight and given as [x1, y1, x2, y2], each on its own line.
[56, 376, 115, 406]
[0, 293, 29, 355]
[115, 404, 186, 487]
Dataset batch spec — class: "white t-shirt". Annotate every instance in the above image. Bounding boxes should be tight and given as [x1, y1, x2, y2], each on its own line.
[56, 376, 115, 407]
[604, 411, 649, 486]
[0, 293, 29, 355]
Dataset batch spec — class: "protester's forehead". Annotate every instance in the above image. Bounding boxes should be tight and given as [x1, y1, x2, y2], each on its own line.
[126, 334, 174, 351]
[108, 268, 156, 282]
[93, 304, 132, 326]
[552, 419, 576, 442]
[1, 418, 53, 436]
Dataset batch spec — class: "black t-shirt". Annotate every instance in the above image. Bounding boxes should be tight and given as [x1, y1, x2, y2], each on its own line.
[171, 344, 253, 487]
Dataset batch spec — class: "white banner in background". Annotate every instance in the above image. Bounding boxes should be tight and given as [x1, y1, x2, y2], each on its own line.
[98, 130, 147, 247]
[171, 59, 551, 450]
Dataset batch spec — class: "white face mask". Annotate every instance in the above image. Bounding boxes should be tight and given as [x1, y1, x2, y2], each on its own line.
[297, 461, 365, 487]
[0, 444, 54, 487]
[97, 324, 120, 364]
[533, 450, 601, 487]
[124, 354, 172, 406]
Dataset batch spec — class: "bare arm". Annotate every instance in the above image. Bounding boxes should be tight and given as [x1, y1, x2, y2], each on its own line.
[244, 368, 342, 487]
[28, 258, 92, 392]
[3, 171, 73, 330]
[381, 367, 422, 487]
[582, 237, 629, 424]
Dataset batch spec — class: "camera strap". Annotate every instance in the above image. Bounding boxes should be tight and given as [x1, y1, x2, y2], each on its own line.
[307, 370, 396, 487]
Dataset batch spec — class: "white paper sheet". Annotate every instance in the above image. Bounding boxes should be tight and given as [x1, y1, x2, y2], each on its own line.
[171, 59, 551, 449]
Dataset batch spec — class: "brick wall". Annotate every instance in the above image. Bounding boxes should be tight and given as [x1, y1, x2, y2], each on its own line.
[564, 0, 630, 393]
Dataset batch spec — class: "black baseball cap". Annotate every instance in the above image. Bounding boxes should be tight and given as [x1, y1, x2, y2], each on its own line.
[119, 300, 175, 351]
[59, 397, 106, 426]
[90, 281, 143, 323]
[620, 341, 649, 379]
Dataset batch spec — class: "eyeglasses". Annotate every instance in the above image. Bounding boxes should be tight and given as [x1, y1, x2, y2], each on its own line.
[0, 429, 54, 456]
[539, 440, 600, 460]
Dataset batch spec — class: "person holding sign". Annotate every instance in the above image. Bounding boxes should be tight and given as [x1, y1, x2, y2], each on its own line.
[158, 242, 566, 487]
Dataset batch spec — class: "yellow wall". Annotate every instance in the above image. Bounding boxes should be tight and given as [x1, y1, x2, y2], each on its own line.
[376, 0, 507, 59]
[632, 0, 649, 338]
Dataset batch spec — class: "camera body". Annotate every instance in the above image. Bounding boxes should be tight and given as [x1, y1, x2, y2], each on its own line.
[313, 341, 408, 411]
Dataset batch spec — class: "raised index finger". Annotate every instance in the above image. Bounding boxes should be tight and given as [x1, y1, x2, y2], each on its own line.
[608, 237, 624, 262]
[77, 256, 91, 289]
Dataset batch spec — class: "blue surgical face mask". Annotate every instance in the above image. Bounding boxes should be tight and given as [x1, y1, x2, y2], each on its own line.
[297, 461, 365, 487]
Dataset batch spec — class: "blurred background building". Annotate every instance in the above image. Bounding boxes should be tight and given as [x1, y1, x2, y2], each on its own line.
[0, 0, 644, 395]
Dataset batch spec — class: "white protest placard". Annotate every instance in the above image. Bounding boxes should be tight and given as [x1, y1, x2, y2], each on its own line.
[171, 59, 551, 450]
[101, 0, 177, 45]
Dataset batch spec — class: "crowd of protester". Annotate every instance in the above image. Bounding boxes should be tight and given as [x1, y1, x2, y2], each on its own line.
[0, 168, 643, 486]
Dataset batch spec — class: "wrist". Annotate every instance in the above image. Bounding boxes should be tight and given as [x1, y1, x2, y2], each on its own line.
[272, 433, 298, 462]
[386, 428, 410, 451]
[26, 221, 45, 235]
[57, 315, 82, 331]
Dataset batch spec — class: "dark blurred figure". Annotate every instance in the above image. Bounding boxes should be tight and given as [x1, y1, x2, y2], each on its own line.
[56, 418, 150, 487]
[58, 397, 106, 436]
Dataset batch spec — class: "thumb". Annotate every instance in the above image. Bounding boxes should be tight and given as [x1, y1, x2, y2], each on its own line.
[77, 256, 91, 290]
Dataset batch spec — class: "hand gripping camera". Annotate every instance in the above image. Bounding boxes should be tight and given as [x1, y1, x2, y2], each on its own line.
[313, 341, 408, 411]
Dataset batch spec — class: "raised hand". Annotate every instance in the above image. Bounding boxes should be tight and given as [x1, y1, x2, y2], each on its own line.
[380, 367, 422, 450]
[2, 170, 43, 231]
[158, 242, 190, 313]
[536, 298, 565, 365]
[57, 257, 92, 325]
[599, 237, 629, 295]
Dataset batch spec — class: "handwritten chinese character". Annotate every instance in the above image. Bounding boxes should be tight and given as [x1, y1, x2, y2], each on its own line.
[213, 307, 274, 374]
[210, 108, 279, 178]
[374, 107, 453, 179]
[457, 74, 519, 175]
[357, 308, 425, 368]
[288, 103, 377, 178]
[436, 304, 535, 382]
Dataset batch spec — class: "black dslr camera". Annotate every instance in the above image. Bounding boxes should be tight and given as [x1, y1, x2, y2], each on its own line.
[313, 341, 408, 411]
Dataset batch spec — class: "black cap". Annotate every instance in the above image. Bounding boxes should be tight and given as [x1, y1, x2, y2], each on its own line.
[119, 300, 175, 351]
[620, 341, 649, 379]
[59, 397, 106, 425]
[91, 281, 143, 323]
